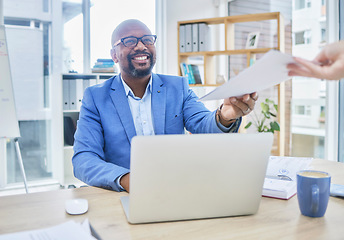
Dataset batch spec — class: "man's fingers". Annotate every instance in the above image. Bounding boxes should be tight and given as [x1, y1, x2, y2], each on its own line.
[251, 92, 258, 101]
[242, 94, 256, 111]
[230, 97, 252, 115]
[243, 107, 251, 114]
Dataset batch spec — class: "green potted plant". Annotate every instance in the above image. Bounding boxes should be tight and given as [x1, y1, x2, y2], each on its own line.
[245, 98, 280, 133]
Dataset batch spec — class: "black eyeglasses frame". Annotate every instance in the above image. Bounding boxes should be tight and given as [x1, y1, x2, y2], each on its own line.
[113, 35, 157, 48]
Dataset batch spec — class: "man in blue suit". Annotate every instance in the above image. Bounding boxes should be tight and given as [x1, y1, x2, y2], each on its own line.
[72, 19, 258, 192]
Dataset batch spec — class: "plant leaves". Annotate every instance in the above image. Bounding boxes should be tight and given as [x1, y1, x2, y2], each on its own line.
[250, 98, 280, 133]
[265, 98, 273, 104]
[261, 102, 269, 113]
[270, 121, 280, 132]
[269, 112, 277, 117]
[263, 112, 270, 119]
[274, 104, 278, 111]
[245, 122, 252, 129]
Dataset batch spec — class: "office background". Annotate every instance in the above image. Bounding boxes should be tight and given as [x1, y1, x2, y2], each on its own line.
[0, 0, 343, 194]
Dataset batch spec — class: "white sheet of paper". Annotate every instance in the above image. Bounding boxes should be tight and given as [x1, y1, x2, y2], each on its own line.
[199, 50, 296, 101]
[0, 220, 96, 240]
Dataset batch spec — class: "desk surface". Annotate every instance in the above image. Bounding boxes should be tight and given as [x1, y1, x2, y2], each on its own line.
[1, 159, 344, 240]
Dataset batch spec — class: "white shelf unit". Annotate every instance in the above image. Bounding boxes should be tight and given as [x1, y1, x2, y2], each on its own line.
[178, 12, 286, 156]
[62, 73, 115, 186]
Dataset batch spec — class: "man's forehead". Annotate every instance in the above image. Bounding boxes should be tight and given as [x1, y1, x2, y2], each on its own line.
[112, 21, 151, 45]
[119, 25, 151, 37]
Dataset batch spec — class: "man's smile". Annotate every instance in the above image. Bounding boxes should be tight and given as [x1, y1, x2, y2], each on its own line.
[126, 51, 155, 77]
[131, 53, 151, 64]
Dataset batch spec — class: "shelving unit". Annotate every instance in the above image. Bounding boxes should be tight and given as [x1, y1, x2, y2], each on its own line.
[178, 12, 286, 156]
[62, 73, 115, 185]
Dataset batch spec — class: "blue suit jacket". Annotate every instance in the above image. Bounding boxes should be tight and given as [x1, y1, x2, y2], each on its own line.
[72, 73, 240, 191]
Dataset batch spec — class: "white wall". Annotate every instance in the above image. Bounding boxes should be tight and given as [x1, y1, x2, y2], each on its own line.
[0, 0, 3, 25]
[164, 0, 226, 75]
[160, 0, 227, 109]
[3, 0, 51, 21]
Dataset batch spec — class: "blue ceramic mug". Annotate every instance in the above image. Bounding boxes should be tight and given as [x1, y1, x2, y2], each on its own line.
[297, 170, 331, 217]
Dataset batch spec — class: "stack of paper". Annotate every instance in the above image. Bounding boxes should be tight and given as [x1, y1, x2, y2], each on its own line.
[0, 219, 98, 240]
[263, 177, 297, 200]
[262, 156, 313, 200]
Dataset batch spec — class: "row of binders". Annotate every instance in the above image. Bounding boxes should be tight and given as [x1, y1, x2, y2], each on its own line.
[179, 23, 210, 52]
[180, 63, 203, 84]
[63, 79, 98, 111]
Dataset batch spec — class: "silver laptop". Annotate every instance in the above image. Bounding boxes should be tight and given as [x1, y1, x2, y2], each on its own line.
[121, 133, 273, 224]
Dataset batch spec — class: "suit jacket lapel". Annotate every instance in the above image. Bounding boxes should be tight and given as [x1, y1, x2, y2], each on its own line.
[151, 74, 166, 135]
[110, 75, 136, 143]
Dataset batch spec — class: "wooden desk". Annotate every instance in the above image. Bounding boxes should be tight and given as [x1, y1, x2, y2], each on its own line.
[1, 159, 344, 239]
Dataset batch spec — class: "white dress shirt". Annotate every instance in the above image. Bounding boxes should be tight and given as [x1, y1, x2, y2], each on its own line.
[116, 76, 155, 190]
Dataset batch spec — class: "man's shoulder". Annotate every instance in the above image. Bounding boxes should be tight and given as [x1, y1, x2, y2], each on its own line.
[83, 75, 118, 101]
[154, 73, 183, 80]
[153, 73, 187, 86]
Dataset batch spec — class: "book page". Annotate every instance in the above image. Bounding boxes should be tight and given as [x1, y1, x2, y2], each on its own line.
[263, 178, 296, 192]
[263, 156, 313, 199]
[266, 156, 313, 181]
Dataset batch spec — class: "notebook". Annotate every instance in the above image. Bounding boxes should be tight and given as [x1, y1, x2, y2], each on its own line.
[120, 133, 273, 224]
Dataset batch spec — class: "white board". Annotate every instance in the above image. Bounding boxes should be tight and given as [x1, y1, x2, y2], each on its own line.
[6, 26, 44, 121]
[0, 25, 20, 138]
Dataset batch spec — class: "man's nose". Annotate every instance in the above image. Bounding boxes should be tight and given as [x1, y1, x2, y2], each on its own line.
[134, 40, 147, 50]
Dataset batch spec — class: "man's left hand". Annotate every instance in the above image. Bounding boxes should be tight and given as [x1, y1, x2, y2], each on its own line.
[219, 92, 258, 125]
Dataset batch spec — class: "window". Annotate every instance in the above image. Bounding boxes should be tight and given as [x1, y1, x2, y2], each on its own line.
[306, 0, 311, 8]
[43, 0, 50, 13]
[2, 0, 55, 187]
[295, 105, 305, 115]
[338, 0, 344, 163]
[63, 0, 83, 73]
[62, 0, 156, 73]
[304, 30, 311, 44]
[89, 0, 155, 72]
[294, 30, 311, 45]
[295, 32, 304, 45]
[291, 0, 328, 159]
[295, 0, 311, 10]
[321, 28, 326, 42]
[294, 105, 311, 115]
[295, 0, 305, 10]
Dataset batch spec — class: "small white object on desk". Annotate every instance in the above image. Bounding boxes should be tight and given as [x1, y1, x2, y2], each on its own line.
[262, 156, 313, 200]
[330, 184, 344, 198]
[65, 199, 89, 215]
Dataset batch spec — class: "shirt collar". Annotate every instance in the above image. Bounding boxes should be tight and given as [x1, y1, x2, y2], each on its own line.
[120, 75, 152, 98]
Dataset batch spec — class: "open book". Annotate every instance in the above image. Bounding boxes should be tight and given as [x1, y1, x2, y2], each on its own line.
[262, 156, 313, 200]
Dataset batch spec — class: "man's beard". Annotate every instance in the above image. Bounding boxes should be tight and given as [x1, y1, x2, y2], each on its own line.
[126, 52, 155, 78]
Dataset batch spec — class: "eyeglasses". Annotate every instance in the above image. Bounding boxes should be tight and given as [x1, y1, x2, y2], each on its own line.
[113, 35, 157, 48]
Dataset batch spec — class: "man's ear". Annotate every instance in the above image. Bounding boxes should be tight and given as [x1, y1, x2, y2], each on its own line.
[110, 48, 119, 63]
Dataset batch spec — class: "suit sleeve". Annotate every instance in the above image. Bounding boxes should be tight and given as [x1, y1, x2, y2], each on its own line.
[72, 88, 129, 191]
[180, 77, 241, 133]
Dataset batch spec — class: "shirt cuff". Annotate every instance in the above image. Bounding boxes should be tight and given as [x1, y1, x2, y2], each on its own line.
[214, 113, 242, 133]
[216, 118, 237, 132]
[115, 174, 126, 192]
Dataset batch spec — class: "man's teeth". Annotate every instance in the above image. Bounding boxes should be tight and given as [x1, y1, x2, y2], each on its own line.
[134, 56, 148, 60]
